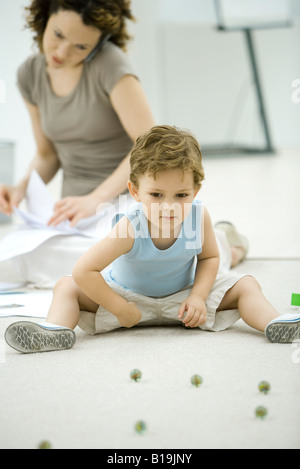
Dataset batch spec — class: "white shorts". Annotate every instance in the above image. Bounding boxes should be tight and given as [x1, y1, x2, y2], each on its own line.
[78, 272, 249, 335]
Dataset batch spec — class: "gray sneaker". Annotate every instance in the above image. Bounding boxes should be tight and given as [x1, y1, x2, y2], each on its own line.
[265, 314, 300, 343]
[5, 321, 76, 353]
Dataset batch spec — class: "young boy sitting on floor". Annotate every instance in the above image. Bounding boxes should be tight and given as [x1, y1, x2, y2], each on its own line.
[5, 125, 300, 353]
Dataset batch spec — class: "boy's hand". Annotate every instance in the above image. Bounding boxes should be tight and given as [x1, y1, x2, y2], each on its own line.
[116, 301, 142, 328]
[178, 295, 207, 328]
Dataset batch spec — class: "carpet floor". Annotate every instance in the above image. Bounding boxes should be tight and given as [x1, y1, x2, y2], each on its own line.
[1, 259, 299, 449]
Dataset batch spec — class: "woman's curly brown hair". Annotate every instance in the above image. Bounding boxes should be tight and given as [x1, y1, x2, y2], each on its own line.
[25, 0, 135, 52]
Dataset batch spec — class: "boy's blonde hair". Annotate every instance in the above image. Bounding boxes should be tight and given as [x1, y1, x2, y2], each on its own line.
[130, 125, 205, 189]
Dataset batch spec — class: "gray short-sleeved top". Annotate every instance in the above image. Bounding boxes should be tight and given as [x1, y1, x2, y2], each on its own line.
[17, 43, 138, 197]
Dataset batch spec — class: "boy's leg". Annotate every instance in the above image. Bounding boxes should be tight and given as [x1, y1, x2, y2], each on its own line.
[46, 276, 99, 329]
[5, 277, 99, 353]
[217, 276, 279, 332]
[217, 276, 300, 342]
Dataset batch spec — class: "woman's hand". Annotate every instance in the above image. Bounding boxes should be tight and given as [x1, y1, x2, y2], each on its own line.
[47, 193, 100, 227]
[178, 295, 207, 328]
[0, 184, 25, 216]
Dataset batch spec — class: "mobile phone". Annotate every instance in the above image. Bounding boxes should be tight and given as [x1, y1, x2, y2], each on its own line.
[85, 34, 112, 62]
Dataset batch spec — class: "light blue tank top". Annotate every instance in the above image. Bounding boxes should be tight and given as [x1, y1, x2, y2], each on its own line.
[105, 200, 203, 297]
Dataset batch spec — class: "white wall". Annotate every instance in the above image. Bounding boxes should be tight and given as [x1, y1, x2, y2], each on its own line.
[0, 0, 35, 182]
[130, 0, 300, 149]
[157, 22, 300, 148]
[0, 0, 299, 183]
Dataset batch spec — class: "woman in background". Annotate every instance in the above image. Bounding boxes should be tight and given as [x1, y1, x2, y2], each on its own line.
[0, 0, 248, 287]
[0, 0, 155, 226]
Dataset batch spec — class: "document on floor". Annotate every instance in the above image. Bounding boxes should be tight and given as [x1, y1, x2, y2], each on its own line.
[0, 290, 52, 318]
[0, 282, 26, 291]
[0, 170, 130, 263]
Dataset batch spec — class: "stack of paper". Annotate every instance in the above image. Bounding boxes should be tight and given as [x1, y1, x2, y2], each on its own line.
[0, 170, 131, 263]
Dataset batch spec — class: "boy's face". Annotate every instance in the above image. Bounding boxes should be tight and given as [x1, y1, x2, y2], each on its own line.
[128, 169, 199, 237]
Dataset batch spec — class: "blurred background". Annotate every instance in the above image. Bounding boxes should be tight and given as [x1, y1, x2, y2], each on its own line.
[0, 0, 299, 178]
[0, 0, 299, 256]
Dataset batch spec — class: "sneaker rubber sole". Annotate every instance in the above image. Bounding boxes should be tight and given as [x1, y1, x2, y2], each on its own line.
[5, 321, 76, 353]
[265, 319, 300, 343]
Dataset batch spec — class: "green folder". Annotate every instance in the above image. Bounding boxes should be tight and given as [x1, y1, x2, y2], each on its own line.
[291, 293, 300, 306]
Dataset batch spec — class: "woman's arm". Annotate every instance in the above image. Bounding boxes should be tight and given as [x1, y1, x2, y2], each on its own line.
[0, 99, 60, 215]
[91, 74, 156, 202]
[18, 99, 60, 192]
[48, 75, 156, 226]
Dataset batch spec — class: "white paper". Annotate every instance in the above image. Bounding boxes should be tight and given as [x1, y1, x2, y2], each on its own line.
[26, 170, 56, 222]
[0, 290, 52, 318]
[0, 225, 71, 263]
[0, 171, 133, 263]
[0, 282, 26, 291]
[16, 170, 99, 237]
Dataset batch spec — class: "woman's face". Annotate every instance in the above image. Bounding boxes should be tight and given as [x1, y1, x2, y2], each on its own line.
[43, 10, 102, 69]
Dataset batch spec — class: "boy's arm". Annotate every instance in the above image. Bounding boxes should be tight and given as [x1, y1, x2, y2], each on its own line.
[178, 206, 220, 327]
[190, 206, 220, 300]
[72, 217, 140, 326]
